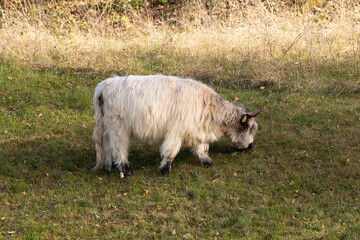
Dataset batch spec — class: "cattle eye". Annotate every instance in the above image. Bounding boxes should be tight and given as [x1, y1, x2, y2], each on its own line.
[241, 122, 249, 128]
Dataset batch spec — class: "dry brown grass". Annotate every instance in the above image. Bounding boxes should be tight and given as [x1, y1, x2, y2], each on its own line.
[0, 1, 359, 89]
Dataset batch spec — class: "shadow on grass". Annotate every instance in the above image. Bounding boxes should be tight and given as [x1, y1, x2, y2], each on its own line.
[0, 136, 246, 180]
[0, 138, 93, 178]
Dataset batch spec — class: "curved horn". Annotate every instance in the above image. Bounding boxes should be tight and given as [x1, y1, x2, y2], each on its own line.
[246, 110, 261, 118]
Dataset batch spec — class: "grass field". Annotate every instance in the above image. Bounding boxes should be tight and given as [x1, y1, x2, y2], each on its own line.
[1, 0, 360, 239]
[1, 62, 359, 239]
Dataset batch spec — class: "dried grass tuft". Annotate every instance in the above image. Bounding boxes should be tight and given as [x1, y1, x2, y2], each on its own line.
[0, 1, 359, 89]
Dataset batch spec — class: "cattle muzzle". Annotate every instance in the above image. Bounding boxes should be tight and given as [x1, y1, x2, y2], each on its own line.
[233, 142, 254, 151]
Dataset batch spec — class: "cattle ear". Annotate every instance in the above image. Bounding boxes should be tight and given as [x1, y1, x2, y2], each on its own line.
[240, 114, 248, 124]
[240, 110, 261, 125]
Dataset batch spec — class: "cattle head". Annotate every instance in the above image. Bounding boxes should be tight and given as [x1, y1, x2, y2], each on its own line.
[223, 108, 261, 150]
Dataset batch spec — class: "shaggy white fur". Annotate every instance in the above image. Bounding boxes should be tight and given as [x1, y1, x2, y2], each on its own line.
[92, 75, 260, 176]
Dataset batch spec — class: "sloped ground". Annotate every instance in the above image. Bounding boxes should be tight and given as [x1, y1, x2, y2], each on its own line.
[0, 1, 360, 238]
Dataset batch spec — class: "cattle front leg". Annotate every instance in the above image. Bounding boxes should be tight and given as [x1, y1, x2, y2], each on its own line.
[102, 131, 113, 173]
[193, 143, 213, 167]
[159, 136, 182, 176]
[110, 130, 131, 178]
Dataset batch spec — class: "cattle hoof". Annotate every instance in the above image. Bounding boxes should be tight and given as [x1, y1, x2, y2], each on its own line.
[201, 157, 213, 167]
[104, 163, 114, 173]
[202, 161, 213, 167]
[104, 165, 117, 175]
[160, 162, 171, 176]
[110, 162, 118, 173]
[116, 163, 131, 178]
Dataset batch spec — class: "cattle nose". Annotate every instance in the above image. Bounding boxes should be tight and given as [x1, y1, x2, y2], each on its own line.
[247, 143, 253, 149]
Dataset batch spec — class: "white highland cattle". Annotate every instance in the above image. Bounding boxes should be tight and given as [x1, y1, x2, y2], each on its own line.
[92, 75, 260, 177]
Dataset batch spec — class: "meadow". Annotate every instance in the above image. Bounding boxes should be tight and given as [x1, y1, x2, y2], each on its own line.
[0, 1, 360, 239]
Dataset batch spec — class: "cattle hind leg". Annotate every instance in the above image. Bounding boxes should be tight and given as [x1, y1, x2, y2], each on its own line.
[159, 136, 182, 176]
[91, 116, 104, 172]
[110, 130, 131, 178]
[91, 93, 105, 172]
[102, 130, 114, 173]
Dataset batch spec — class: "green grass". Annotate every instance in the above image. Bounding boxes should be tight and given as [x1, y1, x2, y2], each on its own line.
[0, 63, 359, 239]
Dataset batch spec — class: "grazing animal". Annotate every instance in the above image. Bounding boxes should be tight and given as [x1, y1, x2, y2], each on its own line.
[92, 75, 260, 177]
